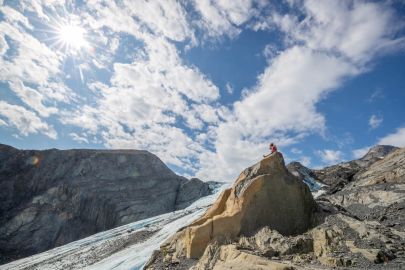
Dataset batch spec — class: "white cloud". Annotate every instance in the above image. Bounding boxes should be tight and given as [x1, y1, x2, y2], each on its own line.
[0, 101, 57, 139]
[82, 1, 144, 39]
[0, 7, 76, 102]
[290, 148, 302, 154]
[367, 89, 383, 103]
[0, 10, 61, 85]
[60, 105, 100, 134]
[352, 146, 370, 159]
[8, 80, 58, 117]
[225, 82, 233, 94]
[69, 133, 89, 144]
[20, 0, 66, 19]
[0, 119, 8, 126]
[192, 0, 265, 39]
[378, 127, 405, 147]
[234, 46, 357, 137]
[263, 44, 279, 61]
[0, 34, 8, 56]
[193, 0, 240, 38]
[316, 149, 343, 165]
[123, 0, 193, 42]
[111, 36, 219, 103]
[0, 6, 70, 140]
[0, 6, 32, 29]
[275, 0, 404, 65]
[83, 0, 194, 44]
[369, 114, 383, 129]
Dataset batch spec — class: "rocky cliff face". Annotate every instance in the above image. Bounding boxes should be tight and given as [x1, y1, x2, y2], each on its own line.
[145, 146, 405, 270]
[0, 144, 214, 264]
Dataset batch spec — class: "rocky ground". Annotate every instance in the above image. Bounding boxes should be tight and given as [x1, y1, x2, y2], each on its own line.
[145, 146, 405, 269]
[0, 144, 216, 264]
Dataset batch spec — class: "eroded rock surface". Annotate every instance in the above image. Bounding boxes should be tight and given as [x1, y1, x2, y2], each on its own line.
[145, 152, 318, 268]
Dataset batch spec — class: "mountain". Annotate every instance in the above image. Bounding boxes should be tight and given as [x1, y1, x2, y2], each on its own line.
[0, 144, 216, 264]
[1, 145, 404, 270]
[360, 145, 399, 165]
[311, 145, 398, 194]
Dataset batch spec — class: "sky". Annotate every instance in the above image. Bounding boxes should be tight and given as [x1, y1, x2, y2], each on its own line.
[0, 0, 404, 182]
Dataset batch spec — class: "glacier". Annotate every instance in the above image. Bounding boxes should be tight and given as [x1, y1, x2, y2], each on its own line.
[1, 172, 325, 270]
[1, 184, 228, 270]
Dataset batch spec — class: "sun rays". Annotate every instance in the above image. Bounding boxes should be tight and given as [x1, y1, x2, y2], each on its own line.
[57, 23, 88, 51]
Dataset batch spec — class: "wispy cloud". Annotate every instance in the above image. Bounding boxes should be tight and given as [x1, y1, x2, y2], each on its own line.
[367, 89, 384, 103]
[225, 82, 234, 94]
[0, 101, 57, 139]
[192, 0, 264, 40]
[352, 146, 370, 159]
[369, 114, 383, 129]
[8, 80, 58, 117]
[316, 149, 343, 165]
[69, 132, 89, 144]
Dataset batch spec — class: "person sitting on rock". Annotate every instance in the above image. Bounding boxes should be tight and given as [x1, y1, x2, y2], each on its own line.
[263, 143, 277, 158]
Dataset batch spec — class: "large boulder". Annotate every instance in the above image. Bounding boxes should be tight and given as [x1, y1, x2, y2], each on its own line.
[147, 152, 317, 267]
[0, 144, 214, 264]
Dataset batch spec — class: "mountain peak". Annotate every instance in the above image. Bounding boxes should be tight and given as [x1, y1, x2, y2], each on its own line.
[361, 145, 398, 160]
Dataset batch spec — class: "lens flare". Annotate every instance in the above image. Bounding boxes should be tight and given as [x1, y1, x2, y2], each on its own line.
[27, 156, 40, 167]
[57, 23, 88, 51]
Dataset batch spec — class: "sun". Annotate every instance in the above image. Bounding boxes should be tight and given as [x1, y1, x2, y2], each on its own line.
[57, 23, 88, 51]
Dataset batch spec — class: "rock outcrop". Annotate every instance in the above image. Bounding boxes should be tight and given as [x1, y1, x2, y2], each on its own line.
[145, 146, 405, 270]
[145, 152, 318, 268]
[0, 144, 214, 264]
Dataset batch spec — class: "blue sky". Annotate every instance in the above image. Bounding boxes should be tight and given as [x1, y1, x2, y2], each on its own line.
[0, 0, 404, 181]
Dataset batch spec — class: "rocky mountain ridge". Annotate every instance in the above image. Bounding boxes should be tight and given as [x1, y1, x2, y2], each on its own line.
[0, 144, 216, 264]
[313, 145, 398, 193]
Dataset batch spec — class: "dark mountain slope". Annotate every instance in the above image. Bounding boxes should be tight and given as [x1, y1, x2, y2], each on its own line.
[0, 144, 214, 264]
